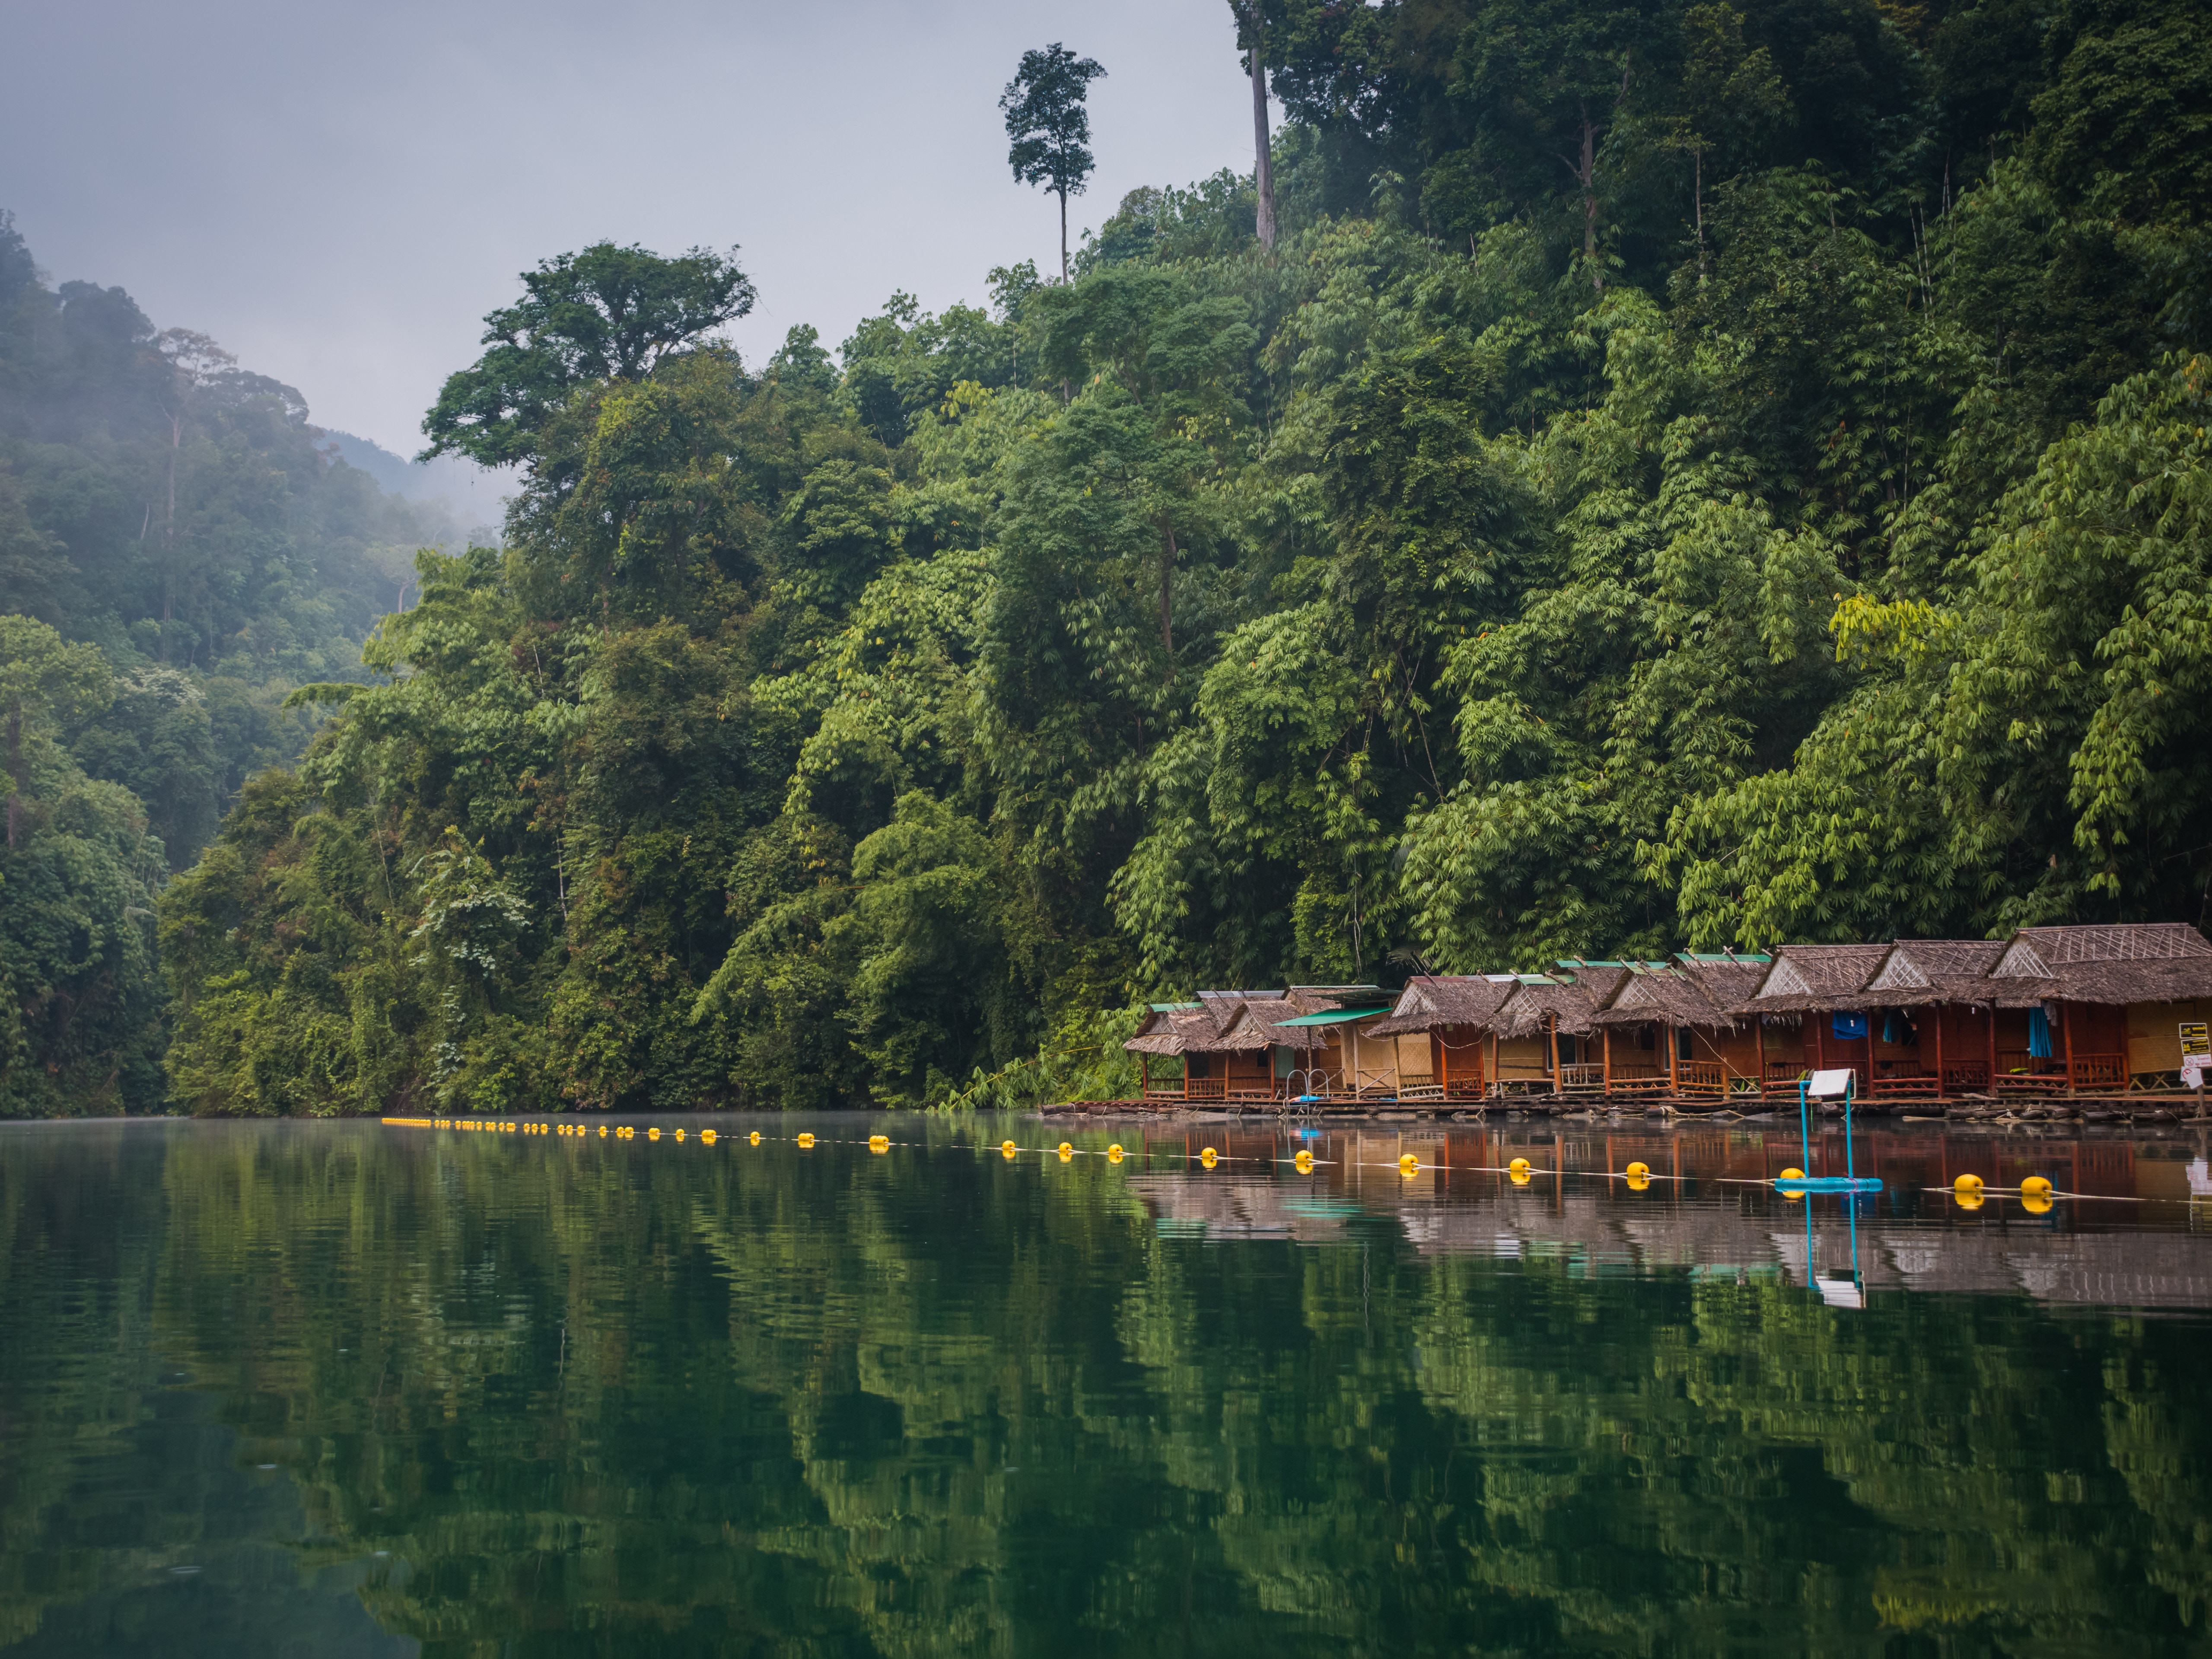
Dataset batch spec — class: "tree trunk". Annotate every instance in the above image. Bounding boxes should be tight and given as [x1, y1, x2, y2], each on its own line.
[1248, 5, 1276, 249]
[1579, 102, 1600, 292]
[1058, 188, 1069, 282]
[1693, 146, 1706, 279]
[1159, 519, 1177, 665]
[6, 704, 21, 851]
[164, 408, 181, 626]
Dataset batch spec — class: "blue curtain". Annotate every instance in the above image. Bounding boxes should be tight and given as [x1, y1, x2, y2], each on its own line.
[2028, 1006, 2053, 1059]
[1833, 1011, 1869, 1041]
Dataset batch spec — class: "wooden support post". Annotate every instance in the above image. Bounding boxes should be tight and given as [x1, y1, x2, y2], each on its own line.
[1755, 1017, 1767, 1096]
[1668, 1025, 1679, 1095]
[1141, 1054, 1149, 1096]
[1549, 1014, 1560, 1089]
[1987, 1006, 1998, 1092]
[1933, 1005, 1945, 1097]
[1603, 1025, 1613, 1092]
[2060, 999, 2075, 1093]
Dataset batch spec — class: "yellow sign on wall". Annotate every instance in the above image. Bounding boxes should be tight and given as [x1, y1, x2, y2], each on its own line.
[2181, 1021, 2210, 1059]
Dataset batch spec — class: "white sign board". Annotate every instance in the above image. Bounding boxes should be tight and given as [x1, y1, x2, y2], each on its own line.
[1808, 1068, 1855, 1098]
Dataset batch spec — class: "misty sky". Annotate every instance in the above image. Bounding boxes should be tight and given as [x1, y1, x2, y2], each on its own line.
[1, 0, 1269, 456]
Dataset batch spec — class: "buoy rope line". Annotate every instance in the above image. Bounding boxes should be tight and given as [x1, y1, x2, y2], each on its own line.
[384, 1122, 2143, 1200]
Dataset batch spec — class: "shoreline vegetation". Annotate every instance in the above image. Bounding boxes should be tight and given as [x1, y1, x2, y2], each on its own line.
[6, 0, 2211, 1119]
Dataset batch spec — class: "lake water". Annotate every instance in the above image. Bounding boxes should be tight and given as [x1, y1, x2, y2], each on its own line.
[2, 1114, 2209, 1657]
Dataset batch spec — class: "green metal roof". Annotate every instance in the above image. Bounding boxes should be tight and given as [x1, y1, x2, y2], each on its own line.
[1147, 1001, 1201, 1013]
[1271, 1007, 1393, 1027]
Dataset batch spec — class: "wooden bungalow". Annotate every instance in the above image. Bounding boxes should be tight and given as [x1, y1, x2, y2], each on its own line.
[1124, 1003, 1213, 1101]
[1265, 987, 1397, 1100]
[1591, 957, 1766, 1099]
[1984, 924, 2212, 1095]
[1123, 991, 1301, 1102]
[1736, 943, 1894, 1098]
[1827, 939, 2026, 1100]
[1184, 997, 1294, 1102]
[1364, 977, 1519, 1101]
[1486, 968, 1629, 1094]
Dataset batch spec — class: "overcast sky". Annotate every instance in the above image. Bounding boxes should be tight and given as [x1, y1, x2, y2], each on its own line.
[0, 0, 1266, 456]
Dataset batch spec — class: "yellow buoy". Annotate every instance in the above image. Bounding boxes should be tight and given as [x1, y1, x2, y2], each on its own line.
[1057, 1141, 1073, 1157]
[1625, 1160, 1650, 1180]
[1293, 1150, 1315, 1173]
[869, 1134, 890, 1153]
[2021, 1175, 2053, 1198]
[1199, 1146, 1219, 1168]
[648, 1127, 662, 1141]
[1778, 1167, 1804, 1181]
[1398, 1152, 1420, 1176]
[1953, 1172, 1984, 1198]
[797, 1132, 816, 1149]
[598, 1126, 608, 1138]
[1508, 1156, 1530, 1176]
[2021, 1191, 2054, 1215]
[1001, 1140, 1018, 1160]
[1107, 1143, 1124, 1163]
[700, 1130, 717, 1146]
[748, 1130, 762, 1146]
[1626, 1172, 1652, 1192]
[674, 1129, 687, 1143]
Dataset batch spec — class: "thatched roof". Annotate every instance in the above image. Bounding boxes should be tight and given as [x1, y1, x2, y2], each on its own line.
[1673, 956, 1769, 1008]
[1364, 975, 1517, 1037]
[1121, 1004, 1219, 1056]
[1998, 923, 2212, 972]
[1741, 944, 1891, 1011]
[1183, 1001, 1278, 1053]
[2034, 958, 2212, 1007]
[1491, 979, 1611, 1039]
[1992, 924, 2212, 1006]
[1595, 966, 1744, 1030]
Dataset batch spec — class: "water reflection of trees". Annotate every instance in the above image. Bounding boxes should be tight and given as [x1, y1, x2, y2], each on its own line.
[0, 1124, 2207, 1654]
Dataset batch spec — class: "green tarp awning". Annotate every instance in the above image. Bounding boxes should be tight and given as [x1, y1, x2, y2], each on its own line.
[1270, 1007, 1392, 1027]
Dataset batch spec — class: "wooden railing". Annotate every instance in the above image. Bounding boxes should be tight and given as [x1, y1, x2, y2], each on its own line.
[2068, 1051, 2127, 1091]
[1558, 1063, 1606, 1092]
[1183, 1076, 1226, 1101]
[1867, 1067, 1942, 1097]
[1993, 1050, 2066, 1092]
[1941, 1066, 1989, 1093]
[1608, 1064, 1671, 1093]
[1676, 1060, 1728, 1096]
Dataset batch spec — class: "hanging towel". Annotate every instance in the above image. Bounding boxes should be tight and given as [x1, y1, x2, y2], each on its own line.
[1832, 1011, 1868, 1042]
[2028, 1005, 2053, 1059]
[1881, 1009, 1903, 1045]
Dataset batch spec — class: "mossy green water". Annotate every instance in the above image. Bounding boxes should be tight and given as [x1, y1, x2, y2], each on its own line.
[3, 1118, 2208, 1656]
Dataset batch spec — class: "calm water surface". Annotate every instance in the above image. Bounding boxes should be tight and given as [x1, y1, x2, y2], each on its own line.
[3, 1114, 2209, 1657]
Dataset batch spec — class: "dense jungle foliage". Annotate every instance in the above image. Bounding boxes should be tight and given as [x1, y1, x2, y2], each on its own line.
[14, 0, 2212, 1114]
[0, 214, 465, 1112]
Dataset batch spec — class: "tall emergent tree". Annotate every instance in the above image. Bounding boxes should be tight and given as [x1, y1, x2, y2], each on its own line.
[1232, 3, 1277, 248]
[1001, 43, 1108, 280]
[420, 241, 755, 468]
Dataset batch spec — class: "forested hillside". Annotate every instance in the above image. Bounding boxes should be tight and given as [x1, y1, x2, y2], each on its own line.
[0, 214, 461, 1112]
[145, 0, 2212, 1114]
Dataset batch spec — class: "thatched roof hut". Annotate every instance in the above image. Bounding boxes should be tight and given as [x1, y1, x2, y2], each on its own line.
[1490, 970, 1628, 1039]
[1739, 943, 1892, 1013]
[1594, 964, 1745, 1030]
[1364, 975, 1518, 1037]
[1835, 939, 2050, 1010]
[1992, 924, 2212, 1004]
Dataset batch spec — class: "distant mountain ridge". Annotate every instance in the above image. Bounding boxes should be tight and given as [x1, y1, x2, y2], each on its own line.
[316, 428, 509, 537]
